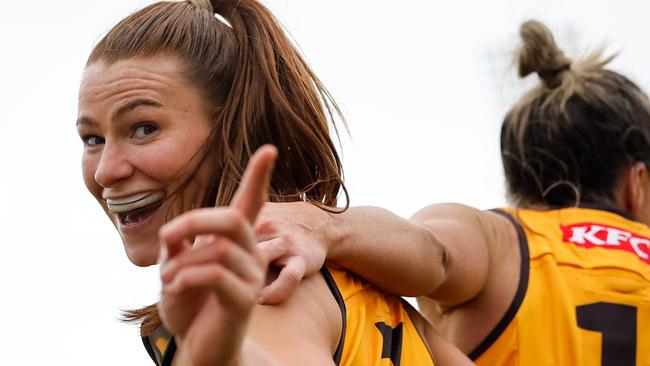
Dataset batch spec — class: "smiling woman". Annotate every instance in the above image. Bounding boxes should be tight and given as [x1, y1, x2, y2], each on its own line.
[78, 55, 215, 266]
[76, 0, 471, 365]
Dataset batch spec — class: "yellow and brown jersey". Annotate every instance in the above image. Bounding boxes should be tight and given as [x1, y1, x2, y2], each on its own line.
[322, 265, 436, 366]
[142, 266, 436, 366]
[473, 206, 650, 366]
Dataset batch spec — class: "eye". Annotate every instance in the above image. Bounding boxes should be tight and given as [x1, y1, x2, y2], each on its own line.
[81, 135, 105, 147]
[133, 123, 158, 139]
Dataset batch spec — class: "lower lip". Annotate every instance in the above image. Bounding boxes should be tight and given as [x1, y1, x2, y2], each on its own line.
[117, 206, 162, 234]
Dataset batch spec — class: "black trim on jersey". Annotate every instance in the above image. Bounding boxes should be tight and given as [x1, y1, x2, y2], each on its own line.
[142, 328, 176, 366]
[142, 335, 158, 365]
[468, 209, 530, 361]
[320, 265, 347, 365]
[160, 337, 177, 366]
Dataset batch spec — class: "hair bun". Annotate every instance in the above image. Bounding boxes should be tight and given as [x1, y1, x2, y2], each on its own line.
[517, 20, 572, 88]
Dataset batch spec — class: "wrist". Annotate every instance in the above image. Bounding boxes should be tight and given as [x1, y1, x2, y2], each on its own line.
[323, 207, 346, 263]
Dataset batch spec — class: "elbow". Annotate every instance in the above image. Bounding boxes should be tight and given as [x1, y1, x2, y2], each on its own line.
[429, 229, 451, 291]
[409, 223, 449, 296]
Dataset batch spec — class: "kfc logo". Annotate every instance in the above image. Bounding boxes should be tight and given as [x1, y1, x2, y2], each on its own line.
[561, 223, 650, 264]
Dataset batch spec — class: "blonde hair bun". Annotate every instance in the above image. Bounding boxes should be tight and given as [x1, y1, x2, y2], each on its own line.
[517, 20, 572, 88]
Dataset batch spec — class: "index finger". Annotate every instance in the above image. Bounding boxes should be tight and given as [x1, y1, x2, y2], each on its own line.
[230, 145, 278, 223]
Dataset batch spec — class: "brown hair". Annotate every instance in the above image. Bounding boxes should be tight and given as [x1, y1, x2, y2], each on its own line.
[501, 20, 650, 208]
[87, 0, 348, 335]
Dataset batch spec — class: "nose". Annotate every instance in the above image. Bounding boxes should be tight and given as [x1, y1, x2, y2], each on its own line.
[94, 141, 134, 188]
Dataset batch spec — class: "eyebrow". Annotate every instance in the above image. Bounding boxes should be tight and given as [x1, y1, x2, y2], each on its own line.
[115, 98, 163, 118]
[76, 116, 97, 127]
[76, 98, 163, 127]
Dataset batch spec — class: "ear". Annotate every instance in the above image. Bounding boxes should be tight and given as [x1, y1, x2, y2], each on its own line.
[624, 162, 648, 216]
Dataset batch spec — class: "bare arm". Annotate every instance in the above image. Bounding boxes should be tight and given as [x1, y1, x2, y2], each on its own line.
[258, 202, 494, 306]
[331, 203, 491, 304]
[410, 203, 491, 305]
[256, 203, 448, 301]
[327, 206, 449, 297]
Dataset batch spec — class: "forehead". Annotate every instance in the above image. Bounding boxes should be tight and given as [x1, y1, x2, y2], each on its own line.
[78, 55, 197, 112]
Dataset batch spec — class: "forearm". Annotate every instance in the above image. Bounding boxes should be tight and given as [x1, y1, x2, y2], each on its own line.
[326, 206, 447, 296]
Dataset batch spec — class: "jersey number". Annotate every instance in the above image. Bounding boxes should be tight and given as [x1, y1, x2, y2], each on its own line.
[375, 322, 403, 365]
[576, 302, 637, 366]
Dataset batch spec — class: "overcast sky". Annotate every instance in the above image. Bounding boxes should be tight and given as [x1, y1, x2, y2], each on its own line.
[2, 0, 650, 364]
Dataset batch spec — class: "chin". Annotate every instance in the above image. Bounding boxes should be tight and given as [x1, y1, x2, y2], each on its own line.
[124, 240, 160, 267]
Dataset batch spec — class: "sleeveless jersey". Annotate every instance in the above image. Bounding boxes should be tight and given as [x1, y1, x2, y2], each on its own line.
[322, 265, 436, 366]
[472, 207, 650, 366]
[142, 266, 436, 366]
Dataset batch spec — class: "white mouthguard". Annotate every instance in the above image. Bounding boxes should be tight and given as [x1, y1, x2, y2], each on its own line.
[106, 191, 165, 213]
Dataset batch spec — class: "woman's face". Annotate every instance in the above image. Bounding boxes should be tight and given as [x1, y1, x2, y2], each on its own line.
[77, 55, 214, 266]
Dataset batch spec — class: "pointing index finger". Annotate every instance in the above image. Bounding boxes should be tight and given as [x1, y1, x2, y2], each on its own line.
[230, 145, 278, 224]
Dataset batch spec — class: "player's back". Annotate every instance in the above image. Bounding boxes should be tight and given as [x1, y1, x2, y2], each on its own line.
[475, 207, 650, 366]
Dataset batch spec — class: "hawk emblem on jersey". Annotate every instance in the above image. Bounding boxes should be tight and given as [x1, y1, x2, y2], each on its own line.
[561, 223, 650, 264]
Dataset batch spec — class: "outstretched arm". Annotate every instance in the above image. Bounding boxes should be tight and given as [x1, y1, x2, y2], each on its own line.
[255, 203, 446, 302]
[326, 206, 450, 297]
[258, 202, 493, 306]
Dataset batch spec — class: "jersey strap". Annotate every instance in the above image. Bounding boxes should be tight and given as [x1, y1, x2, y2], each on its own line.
[320, 265, 347, 365]
[142, 325, 176, 366]
[468, 209, 530, 360]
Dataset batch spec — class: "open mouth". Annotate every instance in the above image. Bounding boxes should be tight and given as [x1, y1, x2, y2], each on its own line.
[106, 191, 166, 226]
[119, 201, 164, 225]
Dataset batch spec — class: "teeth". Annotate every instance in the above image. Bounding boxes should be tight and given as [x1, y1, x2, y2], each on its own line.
[106, 191, 165, 213]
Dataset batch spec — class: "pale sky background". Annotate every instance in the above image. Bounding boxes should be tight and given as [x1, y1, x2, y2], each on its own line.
[1, 0, 650, 364]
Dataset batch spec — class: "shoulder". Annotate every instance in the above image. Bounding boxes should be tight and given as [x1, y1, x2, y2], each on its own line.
[413, 203, 521, 266]
[483, 209, 526, 257]
[416, 205, 524, 354]
[413, 203, 515, 234]
[246, 270, 342, 364]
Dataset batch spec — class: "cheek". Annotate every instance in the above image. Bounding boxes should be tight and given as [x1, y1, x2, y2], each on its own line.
[139, 133, 211, 182]
[135, 140, 197, 182]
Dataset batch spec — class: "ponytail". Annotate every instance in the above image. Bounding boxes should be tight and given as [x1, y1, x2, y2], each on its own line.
[205, 0, 347, 209]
